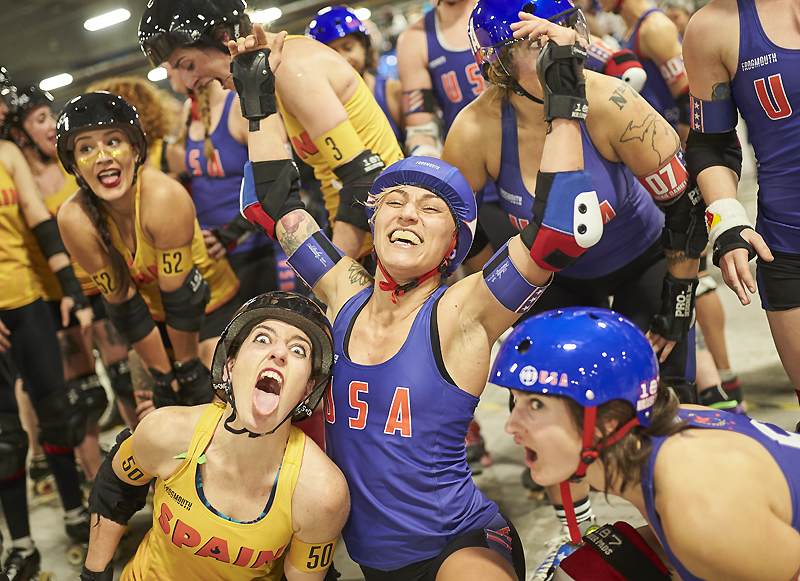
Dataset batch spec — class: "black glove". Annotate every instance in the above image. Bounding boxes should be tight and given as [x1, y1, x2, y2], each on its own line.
[650, 273, 698, 342]
[211, 214, 255, 253]
[148, 367, 180, 408]
[80, 562, 113, 581]
[56, 266, 91, 312]
[231, 49, 277, 131]
[536, 40, 588, 123]
[173, 358, 214, 406]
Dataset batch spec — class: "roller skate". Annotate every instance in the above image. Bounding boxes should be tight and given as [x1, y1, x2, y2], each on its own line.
[699, 384, 746, 415]
[465, 419, 492, 476]
[0, 547, 54, 581]
[65, 507, 91, 567]
[27, 456, 55, 500]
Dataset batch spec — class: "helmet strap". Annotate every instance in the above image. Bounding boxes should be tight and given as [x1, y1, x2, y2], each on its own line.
[613, 0, 625, 13]
[511, 83, 544, 105]
[376, 235, 456, 304]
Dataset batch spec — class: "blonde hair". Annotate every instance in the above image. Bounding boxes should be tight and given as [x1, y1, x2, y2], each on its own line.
[86, 77, 176, 151]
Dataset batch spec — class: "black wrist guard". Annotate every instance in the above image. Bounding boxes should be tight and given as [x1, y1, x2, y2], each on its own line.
[80, 562, 114, 581]
[149, 367, 180, 408]
[160, 265, 210, 333]
[173, 358, 214, 406]
[211, 214, 255, 253]
[230, 49, 277, 131]
[55, 266, 90, 311]
[32, 217, 67, 259]
[87, 429, 150, 527]
[333, 150, 385, 231]
[712, 225, 756, 267]
[650, 273, 698, 342]
[537, 41, 588, 123]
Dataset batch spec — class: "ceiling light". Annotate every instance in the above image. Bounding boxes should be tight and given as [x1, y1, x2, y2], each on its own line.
[84, 8, 131, 31]
[355, 8, 371, 20]
[250, 7, 282, 23]
[148, 68, 168, 82]
[40, 73, 73, 92]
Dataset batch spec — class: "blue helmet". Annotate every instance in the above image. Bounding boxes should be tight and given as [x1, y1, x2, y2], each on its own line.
[469, 0, 590, 81]
[366, 157, 477, 276]
[306, 6, 369, 45]
[491, 307, 659, 427]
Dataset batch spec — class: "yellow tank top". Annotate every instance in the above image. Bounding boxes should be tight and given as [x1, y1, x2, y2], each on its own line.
[121, 402, 306, 581]
[21, 164, 95, 301]
[277, 38, 404, 257]
[106, 178, 239, 322]
[0, 160, 41, 310]
[148, 139, 164, 172]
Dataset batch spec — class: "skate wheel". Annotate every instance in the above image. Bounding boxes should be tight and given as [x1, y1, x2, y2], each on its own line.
[35, 479, 55, 496]
[38, 572, 57, 581]
[66, 544, 86, 566]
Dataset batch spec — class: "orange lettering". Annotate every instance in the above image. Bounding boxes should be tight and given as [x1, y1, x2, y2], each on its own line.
[290, 132, 319, 159]
[207, 149, 225, 178]
[324, 379, 335, 424]
[384, 387, 412, 437]
[158, 503, 173, 534]
[251, 543, 287, 568]
[171, 520, 202, 549]
[349, 381, 368, 430]
[233, 546, 255, 567]
[196, 536, 231, 563]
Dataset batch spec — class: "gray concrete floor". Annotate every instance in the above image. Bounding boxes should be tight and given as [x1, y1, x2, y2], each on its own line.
[7, 137, 798, 580]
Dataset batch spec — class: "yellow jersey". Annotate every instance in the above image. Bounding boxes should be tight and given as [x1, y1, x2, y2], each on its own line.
[106, 179, 239, 322]
[277, 38, 404, 257]
[121, 402, 306, 581]
[0, 160, 41, 310]
[21, 164, 95, 301]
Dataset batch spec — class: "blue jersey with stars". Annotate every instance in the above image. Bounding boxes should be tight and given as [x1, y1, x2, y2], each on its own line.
[619, 9, 682, 128]
[730, 0, 800, 253]
[642, 408, 800, 581]
[495, 101, 663, 279]
[324, 285, 498, 570]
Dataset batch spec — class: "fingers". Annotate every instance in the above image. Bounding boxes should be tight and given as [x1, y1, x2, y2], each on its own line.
[646, 331, 670, 362]
[77, 307, 94, 330]
[744, 230, 774, 262]
[268, 31, 287, 73]
[658, 340, 676, 363]
[60, 298, 73, 328]
[510, 12, 578, 45]
[719, 251, 752, 305]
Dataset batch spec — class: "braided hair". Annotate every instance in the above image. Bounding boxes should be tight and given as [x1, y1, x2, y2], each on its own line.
[79, 188, 131, 299]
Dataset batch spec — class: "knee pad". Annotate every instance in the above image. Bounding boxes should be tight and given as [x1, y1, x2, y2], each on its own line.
[35, 389, 88, 449]
[106, 360, 135, 408]
[67, 374, 109, 425]
[0, 413, 28, 479]
[665, 379, 698, 405]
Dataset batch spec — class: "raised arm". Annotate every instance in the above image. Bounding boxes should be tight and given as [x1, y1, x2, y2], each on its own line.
[682, 0, 771, 306]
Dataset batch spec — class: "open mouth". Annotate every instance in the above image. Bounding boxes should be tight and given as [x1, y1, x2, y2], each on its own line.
[253, 368, 283, 416]
[97, 169, 121, 189]
[390, 229, 421, 245]
[524, 447, 538, 468]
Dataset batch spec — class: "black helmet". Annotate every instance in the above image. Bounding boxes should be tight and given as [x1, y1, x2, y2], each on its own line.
[211, 291, 334, 437]
[139, 0, 248, 67]
[4, 87, 55, 157]
[0, 66, 17, 115]
[56, 92, 148, 189]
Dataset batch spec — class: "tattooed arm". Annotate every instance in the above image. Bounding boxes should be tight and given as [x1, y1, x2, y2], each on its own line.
[248, 114, 373, 316]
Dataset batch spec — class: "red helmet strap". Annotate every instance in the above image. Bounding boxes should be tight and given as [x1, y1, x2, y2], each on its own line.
[376, 234, 457, 304]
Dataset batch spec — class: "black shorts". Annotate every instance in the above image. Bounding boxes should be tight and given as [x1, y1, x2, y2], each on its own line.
[757, 251, 800, 311]
[156, 295, 242, 347]
[358, 512, 525, 581]
[45, 292, 106, 331]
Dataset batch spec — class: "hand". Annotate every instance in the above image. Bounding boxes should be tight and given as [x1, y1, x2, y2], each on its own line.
[510, 11, 582, 47]
[718, 230, 772, 306]
[0, 317, 10, 353]
[646, 332, 676, 363]
[202, 229, 227, 259]
[60, 295, 74, 328]
[227, 24, 286, 72]
[134, 390, 156, 421]
[75, 306, 94, 330]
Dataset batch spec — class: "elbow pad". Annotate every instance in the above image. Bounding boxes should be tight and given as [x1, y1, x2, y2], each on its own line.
[685, 130, 743, 183]
[240, 159, 305, 240]
[160, 265, 210, 333]
[32, 217, 67, 259]
[104, 293, 156, 346]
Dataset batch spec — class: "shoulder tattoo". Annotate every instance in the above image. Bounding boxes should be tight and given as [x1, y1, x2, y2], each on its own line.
[711, 82, 731, 101]
[347, 261, 373, 287]
[619, 113, 679, 166]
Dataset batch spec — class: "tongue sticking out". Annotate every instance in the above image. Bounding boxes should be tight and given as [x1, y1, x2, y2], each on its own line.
[98, 170, 121, 188]
[253, 389, 279, 415]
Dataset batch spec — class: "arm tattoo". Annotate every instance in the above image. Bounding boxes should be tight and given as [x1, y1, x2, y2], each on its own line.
[665, 249, 691, 268]
[608, 83, 636, 110]
[711, 82, 731, 101]
[278, 211, 317, 255]
[347, 261, 374, 287]
[619, 113, 679, 167]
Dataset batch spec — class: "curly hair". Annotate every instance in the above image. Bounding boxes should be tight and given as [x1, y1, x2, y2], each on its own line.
[86, 77, 176, 150]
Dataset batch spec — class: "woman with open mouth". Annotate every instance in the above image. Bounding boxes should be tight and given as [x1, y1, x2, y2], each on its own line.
[56, 92, 241, 414]
[79, 291, 350, 581]
[231, 12, 603, 580]
[495, 307, 800, 581]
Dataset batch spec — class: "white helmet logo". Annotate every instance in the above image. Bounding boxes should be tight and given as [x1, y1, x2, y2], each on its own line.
[519, 365, 538, 386]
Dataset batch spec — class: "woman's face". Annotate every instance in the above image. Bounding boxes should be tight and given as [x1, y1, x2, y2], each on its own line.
[166, 45, 232, 92]
[228, 319, 314, 433]
[0, 99, 8, 124]
[505, 391, 583, 487]
[72, 128, 137, 201]
[372, 185, 457, 281]
[327, 34, 367, 74]
[22, 105, 57, 158]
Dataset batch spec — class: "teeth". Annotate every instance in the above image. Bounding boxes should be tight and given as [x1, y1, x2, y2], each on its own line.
[390, 230, 421, 244]
[259, 369, 282, 386]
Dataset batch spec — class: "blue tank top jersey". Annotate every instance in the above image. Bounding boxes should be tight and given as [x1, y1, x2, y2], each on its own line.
[496, 101, 663, 279]
[731, 0, 800, 253]
[424, 9, 499, 205]
[642, 408, 800, 581]
[373, 76, 403, 146]
[185, 91, 273, 255]
[325, 286, 499, 569]
[619, 9, 681, 128]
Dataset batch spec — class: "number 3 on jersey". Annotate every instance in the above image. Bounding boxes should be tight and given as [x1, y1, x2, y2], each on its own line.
[325, 379, 412, 437]
[441, 63, 485, 103]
